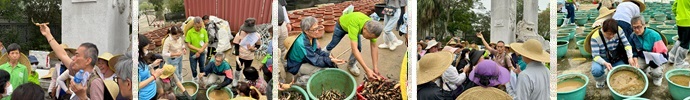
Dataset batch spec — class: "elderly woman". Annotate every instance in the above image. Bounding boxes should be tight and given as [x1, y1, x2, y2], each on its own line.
[114, 53, 134, 100]
[630, 16, 667, 86]
[590, 19, 637, 88]
[163, 26, 187, 79]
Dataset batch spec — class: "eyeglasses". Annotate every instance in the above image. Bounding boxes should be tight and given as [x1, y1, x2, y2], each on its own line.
[633, 25, 645, 30]
[308, 26, 324, 32]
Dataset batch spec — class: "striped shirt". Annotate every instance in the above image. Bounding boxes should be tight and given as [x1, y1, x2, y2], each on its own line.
[590, 28, 634, 64]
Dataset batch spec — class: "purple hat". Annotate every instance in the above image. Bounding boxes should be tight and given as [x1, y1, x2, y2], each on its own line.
[469, 60, 510, 87]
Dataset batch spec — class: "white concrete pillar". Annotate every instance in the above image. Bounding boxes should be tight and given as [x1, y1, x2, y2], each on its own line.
[61, 0, 131, 55]
[491, 0, 517, 43]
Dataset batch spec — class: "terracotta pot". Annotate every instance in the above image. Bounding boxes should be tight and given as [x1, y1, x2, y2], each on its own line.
[324, 11, 334, 15]
[322, 20, 336, 33]
[317, 8, 326, 12]
[314, 14, 323, 18]
[289, 15, 299, 19]
[335, 13, 342, 17]
[315, 11, 325, 14]
[318, 25, 325, 33]
[317, 18, 324, 22]
[307, 10, 316, 13]
[324, 15, 335, 20]
[293, 11, 303, 15]
[303, 13, 314, 16]
[291, 23, 302, 31]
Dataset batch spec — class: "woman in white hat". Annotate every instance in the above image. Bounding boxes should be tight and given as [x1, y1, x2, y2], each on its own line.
[510, 39, 551, 100]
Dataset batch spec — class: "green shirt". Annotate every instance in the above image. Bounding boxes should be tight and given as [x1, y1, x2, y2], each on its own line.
[0, 63, 28, 90]
[338, 12, 377, 43]
[185, 28, 209, 52]
[210, 60, 230, 73]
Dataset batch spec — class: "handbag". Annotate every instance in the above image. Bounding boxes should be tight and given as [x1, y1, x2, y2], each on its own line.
[382, 0, 400, 16]
[598, 30, 629, 63]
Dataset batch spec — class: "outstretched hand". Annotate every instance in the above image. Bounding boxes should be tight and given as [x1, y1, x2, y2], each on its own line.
[36, 23, 51, 36]
[476, 31, 484, 38]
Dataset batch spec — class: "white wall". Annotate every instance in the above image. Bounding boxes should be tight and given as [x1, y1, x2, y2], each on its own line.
[61, 0, 131, 55]
[490, 0, 516, 43]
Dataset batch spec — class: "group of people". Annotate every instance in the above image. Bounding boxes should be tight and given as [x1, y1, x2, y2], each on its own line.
[135, 15, 269, 100]
[416, 33, 551, 100]
[276, 0, 408, 89]
[561, 0, 688, 89]
[0, 41, 48, 100]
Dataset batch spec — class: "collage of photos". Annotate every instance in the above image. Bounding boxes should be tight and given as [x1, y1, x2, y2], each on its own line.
[0, 0, 689, 100]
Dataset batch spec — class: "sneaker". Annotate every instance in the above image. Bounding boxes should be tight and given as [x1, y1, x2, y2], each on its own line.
[596, 81, 605, 88]
[394, 40, 403, 46]
[378, 43, 389, 49]
[389, 43, 397, 50]
[349, 63, 361, 77]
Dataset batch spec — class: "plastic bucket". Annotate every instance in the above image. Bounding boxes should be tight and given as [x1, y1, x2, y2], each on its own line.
[575, 33, 587, 41]
[576, 17, 589, 26]
[174, 81, 199, 99]
[557, 40, 569, 59]
[606, 65, 649, 100]
[577, 40, 591, 58]
[307, 68, 357, 100]
[558, 16, 565, 26]
[657, 25, 675, 31]
[665, 69, 690, 100]
[280, 85, 310, 100]
[558, 33, 571, 41]
[649, 21, 664, 30]
[662, 30, 678, 44]
[557, 73, 589, 100]
[206, 85, 234, 100]
[655, 14, 667, 22]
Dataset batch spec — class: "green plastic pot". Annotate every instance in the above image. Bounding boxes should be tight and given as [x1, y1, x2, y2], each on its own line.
[666, 20, 676, 26]
[657, 25, 675, 31]
[655, 14, 668, 22]
[577, 40, 591, 58]
[206, 85, 235, 99]
[280, 86, 310, 100]
[649, 21, 664, 29]
[307, 68, 357, 100]
[174, 81, 200, 99]
[575, 33, 587, 41]
[643, 15, 652, 24]
[557, 40, 569, 59]
[558, 33, 571, 41]
[662, 30, 678, 44]
[558, 17, 565, 26]
[557, 73, 589, 100]
[669, 14, 676, 20]
[665, 69, 690, 100]
[575, 17, 588, 26]
[606, 65, 649, 100]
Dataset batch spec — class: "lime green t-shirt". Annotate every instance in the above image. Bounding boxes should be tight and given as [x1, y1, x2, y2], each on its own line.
[0, 63, 28, 90]
[338, 12, 377, 43]
[185, 28, 209, 52]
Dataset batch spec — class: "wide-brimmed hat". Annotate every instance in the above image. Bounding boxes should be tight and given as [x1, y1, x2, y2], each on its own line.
[417, 51, 453, 85]
[103, 80, 120, 100]
[107, 54, 123, 73]
[456, 87, 512, 100]
[240, 18, 257, 33]
[98, 52, 114, 62]
[283, 32, 302, 59]
[160, 64, 176, 79]
[509, 39, 550, 62]
[625, 0, 646, 12]
[48, 44, 77, 59]
[425, 40, 439, 50]
[40, 68, 55, 79]
[596, 7, 617, 20]
[469, 60, 510, 87]
[0, 53, 32, 75]
[442, 46, 459, 53]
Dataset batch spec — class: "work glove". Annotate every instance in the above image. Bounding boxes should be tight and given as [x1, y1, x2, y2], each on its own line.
[182, 90, 192, 100]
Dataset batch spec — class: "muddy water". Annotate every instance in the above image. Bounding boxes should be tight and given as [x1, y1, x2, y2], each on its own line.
[208, 90, 232, 100]
[610, 70, 645, 96]
[558, 79, 585, 92]
[670, 75, 690, 87]
[184, 85, 196, 95]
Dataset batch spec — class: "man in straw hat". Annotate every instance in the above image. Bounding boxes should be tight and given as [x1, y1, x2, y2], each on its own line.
[630, 16, 668, 86]
[0, 43, 28, 97]
[669, 0, 690, 69]
[36, 23, 105, 100]
[456, 60, 512, 100]
[509, 39, 550, 100]
[156, 64, 192, 100]
[612, 0, 646, 58]
[282, 17, 346, 86]
[323, 10, 385, 79]
[416, 51, 462, 99]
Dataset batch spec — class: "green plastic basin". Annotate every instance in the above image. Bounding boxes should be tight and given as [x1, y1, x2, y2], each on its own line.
[649, 21, 664, 29]
[662, 30, 678, 44]
[666, 20, 676, 26]
[607, 65, 649, 100]
[577, 40, 591, 58]
[665, 69, 690, 100]
[174, 81, 200, 99]
[558, 17, 565, 26]
[657, 25, 675, 31]
[655, 14, 668, 22]
[206, 85, 235, 99]
[575, 17, 588, 26]
[557, 73, 589, 100]
[558, 33, 571, 41]
[557, 40, 569, 59]
[575, 33, 587, 41]
[307, 68, 357, 100]
[281, 86, 310, 100]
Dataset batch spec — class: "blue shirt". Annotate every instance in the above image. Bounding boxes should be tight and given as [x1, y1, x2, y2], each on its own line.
[285, 33, 335, 74]
[138, 61, 156, 100]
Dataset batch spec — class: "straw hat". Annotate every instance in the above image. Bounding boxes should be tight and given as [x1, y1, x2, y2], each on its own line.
[283, 32, 302, 59]
[425, 40, 439, 50]
[442, 46, 459, 53]
[107, 55, 123, 73]
[456, 87, 512, 100]
[509, 39, 550, 62]
[624, 0, 646, 12]
[596, 7, 617, 20]
[160, 64, 176, 79]
[40, 68, 55, 79]
[417, 51, 453, 85]
[584, 27, 623, 53]
[48, 44, 77, 59]
[98, 52, 114, 62]
[103, 80, 120, 100]
[0, 53, 32, 75]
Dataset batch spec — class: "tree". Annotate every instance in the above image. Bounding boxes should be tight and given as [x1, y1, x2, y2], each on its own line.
[538, 8, 551, 39]
[167, 0, 185, 13]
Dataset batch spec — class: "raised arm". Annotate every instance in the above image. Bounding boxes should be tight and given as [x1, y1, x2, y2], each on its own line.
[476, 32, 497, 53]
[38, 24, 73, 65]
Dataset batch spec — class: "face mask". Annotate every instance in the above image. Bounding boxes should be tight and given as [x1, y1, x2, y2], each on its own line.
[31, 65, 38, 71]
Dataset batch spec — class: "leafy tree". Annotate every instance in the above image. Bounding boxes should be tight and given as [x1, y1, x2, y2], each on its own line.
[167, 0, 185, 13]
[538, 8, 551, 39]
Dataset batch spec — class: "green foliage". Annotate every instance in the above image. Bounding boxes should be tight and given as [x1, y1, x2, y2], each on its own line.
[140, 2, 155, 11]
[417, 0, 489, 44]
[538, 8, 551, 39]
[167, 0, 185, 13]
[0, 0, 61, 52]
